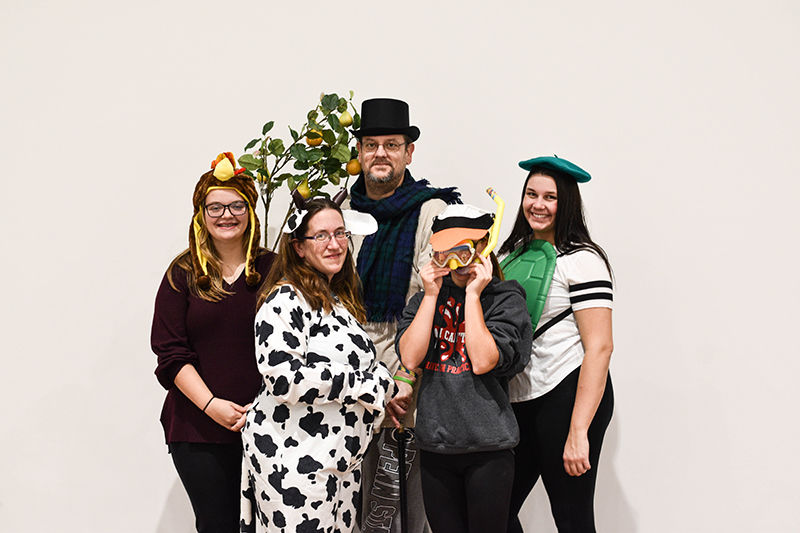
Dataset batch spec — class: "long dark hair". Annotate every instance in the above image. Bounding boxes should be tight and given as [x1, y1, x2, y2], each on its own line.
[256, 198, 366, 322]
[498, 167, 611, 273]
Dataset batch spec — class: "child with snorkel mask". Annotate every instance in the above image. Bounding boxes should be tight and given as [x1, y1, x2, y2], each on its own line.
[395, 193, 533, 533]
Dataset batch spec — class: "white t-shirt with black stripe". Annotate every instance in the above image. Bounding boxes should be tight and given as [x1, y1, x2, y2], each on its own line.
[509, 248, 613, 403]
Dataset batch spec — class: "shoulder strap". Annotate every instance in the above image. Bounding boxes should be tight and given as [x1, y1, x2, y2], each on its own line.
[533, 307, 572, 340]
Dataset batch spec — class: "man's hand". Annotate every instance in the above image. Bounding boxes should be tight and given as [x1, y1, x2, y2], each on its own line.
[385, 379, 413, 429]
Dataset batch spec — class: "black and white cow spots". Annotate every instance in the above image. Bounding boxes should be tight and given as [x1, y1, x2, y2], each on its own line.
[297, 455, 323, 474]
[256, 321, 274, 346]
[241, 284, 394, 533]
[254, 433, 278, 457]
[299, 410, 329, 438]
[272, 404, 290, 425]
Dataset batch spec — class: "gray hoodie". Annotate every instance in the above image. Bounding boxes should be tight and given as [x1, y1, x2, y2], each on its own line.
[396, 276, 533, 454]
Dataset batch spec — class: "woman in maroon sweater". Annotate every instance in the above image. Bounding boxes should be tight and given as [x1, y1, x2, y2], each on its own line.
[151, 153, 274, 533]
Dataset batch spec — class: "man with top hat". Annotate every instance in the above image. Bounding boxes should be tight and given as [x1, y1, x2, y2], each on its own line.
[346, 98, 460, 533]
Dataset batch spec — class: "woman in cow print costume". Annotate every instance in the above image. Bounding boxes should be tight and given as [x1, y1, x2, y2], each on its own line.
[241, 198, 396, 533]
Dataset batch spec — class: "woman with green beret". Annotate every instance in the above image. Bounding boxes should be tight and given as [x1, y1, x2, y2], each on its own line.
[499, 156, 614, 533]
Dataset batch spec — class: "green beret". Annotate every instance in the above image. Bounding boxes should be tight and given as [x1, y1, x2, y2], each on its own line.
[518, 155, 591, 183]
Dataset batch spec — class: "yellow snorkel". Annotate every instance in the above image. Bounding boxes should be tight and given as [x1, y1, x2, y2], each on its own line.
[482, 187, 505, 258]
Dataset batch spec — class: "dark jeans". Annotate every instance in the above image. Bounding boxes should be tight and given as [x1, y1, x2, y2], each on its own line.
[420, 448, 515, 533]
[169, 441, 243, 533]
[507, 367, 614, 533]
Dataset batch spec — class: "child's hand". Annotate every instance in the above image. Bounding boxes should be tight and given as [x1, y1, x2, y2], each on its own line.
[420, 261, 450, 296]
[465, 254, 493, 297]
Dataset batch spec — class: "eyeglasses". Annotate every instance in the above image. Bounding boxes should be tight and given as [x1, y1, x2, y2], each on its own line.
[360, 140, 407, 154]
[205, 201, 248, 218]
[298, 229, 352, 244]
[431, 241, 478, 268]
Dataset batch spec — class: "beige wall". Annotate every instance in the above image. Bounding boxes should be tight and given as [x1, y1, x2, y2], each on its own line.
[1, 1, 798, 531]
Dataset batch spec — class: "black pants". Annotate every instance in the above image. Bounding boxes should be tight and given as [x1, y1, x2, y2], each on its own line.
[169, 441, 243, 533]
[420, 448, 515, 533]
[507, 367, 614, 533]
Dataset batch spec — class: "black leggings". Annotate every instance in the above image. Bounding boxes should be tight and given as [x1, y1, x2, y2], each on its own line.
[420, 448, 515, 533]
[507, 367, 614, 533]
[169, 441, 243, 533]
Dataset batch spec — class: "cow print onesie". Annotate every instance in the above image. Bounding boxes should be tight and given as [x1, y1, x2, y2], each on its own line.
[241, 284, 395, 533]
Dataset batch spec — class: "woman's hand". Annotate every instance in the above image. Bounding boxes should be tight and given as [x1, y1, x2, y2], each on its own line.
[420, 261, 450, 296]
[385, 379, 413, 429]
[205, 398, 248, 432]
[465, 254, 493, 297]
[563, 428, 591, 476]
[230, 403, 251, 432]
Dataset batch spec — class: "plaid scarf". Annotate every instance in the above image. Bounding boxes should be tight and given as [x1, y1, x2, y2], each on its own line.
[351, 170, 460, 323]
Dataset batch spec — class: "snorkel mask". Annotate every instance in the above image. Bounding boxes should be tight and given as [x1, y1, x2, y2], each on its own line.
[432, 240, 480, 269]
[430, 188, 506, 271]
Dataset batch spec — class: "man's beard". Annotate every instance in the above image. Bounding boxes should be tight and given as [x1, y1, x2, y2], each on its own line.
[363, 160, 406, 197]
[365, 163, 400, 184]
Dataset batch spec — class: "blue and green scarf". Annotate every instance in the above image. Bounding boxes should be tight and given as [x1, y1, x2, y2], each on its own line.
[350, 171, 460, 323]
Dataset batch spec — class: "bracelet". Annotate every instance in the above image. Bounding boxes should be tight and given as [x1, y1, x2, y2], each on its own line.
[398, 363, 415, 376]
[202, 396, 215, 412]
[393, 375, 415, 386]
[395, 371, 416, 382]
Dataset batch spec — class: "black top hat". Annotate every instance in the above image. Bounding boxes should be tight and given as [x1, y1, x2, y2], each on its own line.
[351, 98, 420, 142]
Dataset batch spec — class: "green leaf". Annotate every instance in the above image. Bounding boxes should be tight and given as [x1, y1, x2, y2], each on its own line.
[349, 90, 354, 99]
[330, 174, 341, 186]
[290, 143, 308, 162]
[287, 176, 296, 189]
[268, 138, 285, 156]
[331, 143, 351, 163]
[238, 154, 261, 171]
[308, 120, 323, 132]
[307, 109, 319, 122]
[305, 129, 322, 139]
[337, 97, 347, 113]
[328, 113, 341, 132]
[262, 121, 274, 135]
[351, 146, 359, 158]
[306, 148, 324, 163]
[322, 129, 336, 145]
[294, 160, 310, 170]
[322, 157, 340, 173]
[244, 138, 260, 151]
[275, 173, 293, 183]
[321, 94, 339, 112]
[353, 113, 361, 129]
[289, 127, 299, 141]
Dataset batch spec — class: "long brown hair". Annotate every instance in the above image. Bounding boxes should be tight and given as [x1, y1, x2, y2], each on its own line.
[257, 199, 366, 322]
[167, 212, 255, 302]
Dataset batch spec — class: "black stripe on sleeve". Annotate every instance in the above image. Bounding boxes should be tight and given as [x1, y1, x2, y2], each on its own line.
[570, 293, 613, 305]
[569, 280, 613, 292]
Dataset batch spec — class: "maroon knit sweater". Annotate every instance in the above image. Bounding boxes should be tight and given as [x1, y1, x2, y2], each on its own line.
[151, 252, 274, 444]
